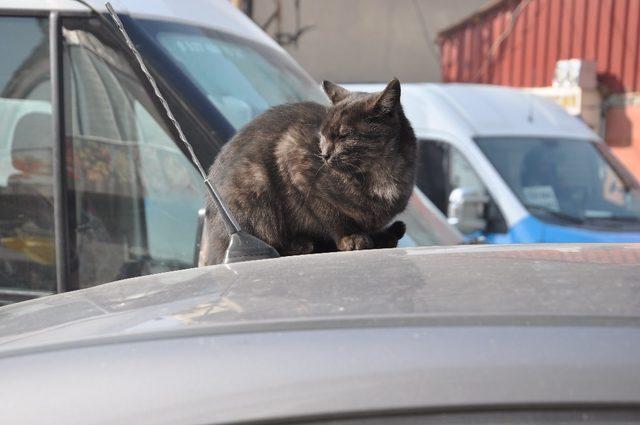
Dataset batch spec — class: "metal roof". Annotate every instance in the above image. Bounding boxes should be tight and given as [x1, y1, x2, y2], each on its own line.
[345, 83, 599, 140]
[0, 243, 638, 356]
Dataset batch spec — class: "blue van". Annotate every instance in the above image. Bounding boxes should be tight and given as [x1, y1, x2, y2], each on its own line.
[346, 83, 640, 243]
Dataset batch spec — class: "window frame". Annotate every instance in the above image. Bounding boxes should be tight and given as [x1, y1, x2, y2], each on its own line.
[50, 11, 70, 294]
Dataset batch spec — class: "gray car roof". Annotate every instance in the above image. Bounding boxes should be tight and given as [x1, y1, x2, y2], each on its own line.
[0, 244, 639, 356]
[2, 244, 640, 424]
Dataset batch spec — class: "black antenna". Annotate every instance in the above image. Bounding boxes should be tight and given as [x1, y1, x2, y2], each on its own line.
[104, 2, 279, 263]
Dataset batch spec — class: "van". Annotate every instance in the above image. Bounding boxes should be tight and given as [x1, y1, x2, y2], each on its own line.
[346, 83, 640, 244]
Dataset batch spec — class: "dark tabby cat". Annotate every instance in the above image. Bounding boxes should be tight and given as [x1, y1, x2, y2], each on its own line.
[203, 79, 417, 265]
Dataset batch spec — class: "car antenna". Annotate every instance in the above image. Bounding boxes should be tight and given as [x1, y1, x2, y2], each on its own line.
[104, 2, 279, 264]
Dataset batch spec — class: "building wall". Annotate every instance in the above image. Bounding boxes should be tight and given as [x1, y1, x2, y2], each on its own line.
[437, 0, 640, 179]
[605, 97, 640, 177]
[247, 0, 486, 83]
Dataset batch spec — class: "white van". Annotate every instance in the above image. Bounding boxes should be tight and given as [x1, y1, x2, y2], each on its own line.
[346, 83, 640, 244]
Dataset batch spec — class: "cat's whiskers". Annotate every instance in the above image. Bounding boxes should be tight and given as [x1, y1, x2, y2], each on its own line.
[314, 153, 328, 163]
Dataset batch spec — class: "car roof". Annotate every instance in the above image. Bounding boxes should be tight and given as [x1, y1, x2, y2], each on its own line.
[0, 0, 281, 50]
[344, 83, 600, 141]
[2, 244, 640, 424]
[0, 243, 638, 356]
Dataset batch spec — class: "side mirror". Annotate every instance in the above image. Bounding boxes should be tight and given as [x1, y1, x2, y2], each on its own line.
[447, 187, 489, 234]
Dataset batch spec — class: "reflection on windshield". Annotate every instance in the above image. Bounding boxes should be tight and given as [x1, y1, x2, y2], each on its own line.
[140, 20, 327, 129]
[475, 137, 640, 227]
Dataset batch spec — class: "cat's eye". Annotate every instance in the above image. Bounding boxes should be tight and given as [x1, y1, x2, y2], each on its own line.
[338, 126, 349, 138]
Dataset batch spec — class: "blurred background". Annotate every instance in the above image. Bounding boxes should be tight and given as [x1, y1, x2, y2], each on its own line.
[233, 0, 640, 178]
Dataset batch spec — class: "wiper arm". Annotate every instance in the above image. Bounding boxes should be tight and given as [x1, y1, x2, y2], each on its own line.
[584, 215, 640, 223]
[523, 203, 584, 224]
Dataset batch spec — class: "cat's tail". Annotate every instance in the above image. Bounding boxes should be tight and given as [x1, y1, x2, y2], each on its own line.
[370, 221, 406, 249]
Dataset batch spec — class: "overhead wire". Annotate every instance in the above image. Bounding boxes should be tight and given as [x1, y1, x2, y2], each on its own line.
[412, 0, 440, 60]
[472, 0, 533, 83]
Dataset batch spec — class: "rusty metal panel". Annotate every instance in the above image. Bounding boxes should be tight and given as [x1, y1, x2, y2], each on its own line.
[490, 9, 504, 84]
[479, 16, 493, 83]
[502, 8, 515, 86]
[512, 1, 525, 86]
[571, 0, 587, 59]
[546, 0, 562, 86]
[608, 0, 627, 91]
[559, 0, 573, 59]
[623, 0, 640, 91]
[534, 0, 549, 86]
[606, 104, 640, 177]
[438, 0, 640, 93]
[522, 0, 537, 86]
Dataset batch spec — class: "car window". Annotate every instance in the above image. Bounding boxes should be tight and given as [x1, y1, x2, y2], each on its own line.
[62, 18, 206, 289]
[0, 16, 57, 297]
[450, 147, 486, 196]
[416, 139, 506, 236]
[416, 140, 486, 210]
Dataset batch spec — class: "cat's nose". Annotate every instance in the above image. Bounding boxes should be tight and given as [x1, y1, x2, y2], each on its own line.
[321, 152, 331, 161]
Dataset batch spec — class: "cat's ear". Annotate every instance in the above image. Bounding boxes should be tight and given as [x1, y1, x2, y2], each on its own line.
[322, 80, 350, 104]
[371, 78, 401, 114]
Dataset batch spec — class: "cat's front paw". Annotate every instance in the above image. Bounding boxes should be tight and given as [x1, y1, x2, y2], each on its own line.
[337, 234, 374, 251]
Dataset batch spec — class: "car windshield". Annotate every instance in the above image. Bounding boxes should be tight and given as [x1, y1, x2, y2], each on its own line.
[475, 137, 640, 228]
[136, 19, 327, 130]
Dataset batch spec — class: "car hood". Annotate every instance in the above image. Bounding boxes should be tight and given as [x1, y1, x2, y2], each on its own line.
[0, 244, 639, 355]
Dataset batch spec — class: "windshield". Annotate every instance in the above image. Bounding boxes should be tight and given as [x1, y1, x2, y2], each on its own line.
[475, 137, 640, 228]
[136, 19, 327, 129]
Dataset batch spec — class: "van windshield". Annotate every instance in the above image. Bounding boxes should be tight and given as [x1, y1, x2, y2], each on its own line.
[475, 137, 640, 228]
[136, 19, 327, 129]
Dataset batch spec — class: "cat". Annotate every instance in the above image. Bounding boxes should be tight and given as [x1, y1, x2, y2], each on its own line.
[202, 78, 417, 265]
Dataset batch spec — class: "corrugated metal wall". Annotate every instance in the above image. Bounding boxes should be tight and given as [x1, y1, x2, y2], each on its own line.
[438, 0, 640, 93]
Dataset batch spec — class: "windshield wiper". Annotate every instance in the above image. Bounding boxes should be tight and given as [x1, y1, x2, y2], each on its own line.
[584, 215, 640, 223]
[523, 203, 584, 224]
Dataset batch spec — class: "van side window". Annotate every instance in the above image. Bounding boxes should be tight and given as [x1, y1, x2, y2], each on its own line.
[62, 18, 206, 289]
[416, 141, 450, 213]
[416, 139, 506, 235]
[0, 17, 56, 301]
